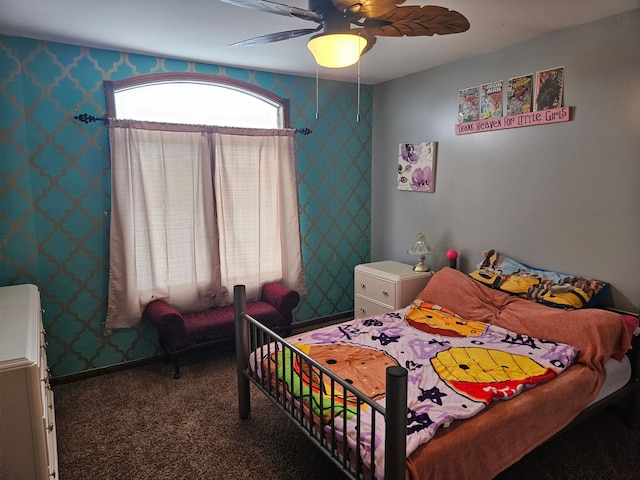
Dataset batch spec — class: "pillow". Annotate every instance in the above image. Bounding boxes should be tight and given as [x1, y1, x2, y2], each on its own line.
[468, 250, 609, 309]
[417, 267, 631, 362]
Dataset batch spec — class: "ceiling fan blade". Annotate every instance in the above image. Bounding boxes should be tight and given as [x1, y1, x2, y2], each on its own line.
[332, 0, 401, 19]
[363, 5, 469, 37]
[220, 0, 323, 22]
[229, 27, 322, 47]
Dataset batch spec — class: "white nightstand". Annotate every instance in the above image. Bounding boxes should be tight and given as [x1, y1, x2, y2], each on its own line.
[354, 261, 433, 319]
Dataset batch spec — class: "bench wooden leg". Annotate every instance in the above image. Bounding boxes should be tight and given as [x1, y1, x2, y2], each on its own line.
[171, 353, 181, 379]
[157, 335, 181, 378]
[158, 336, 171, 361]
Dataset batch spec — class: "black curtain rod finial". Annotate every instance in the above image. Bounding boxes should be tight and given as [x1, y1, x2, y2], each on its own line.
[74, 113, 107, 124]
[295, 127, 312, 135]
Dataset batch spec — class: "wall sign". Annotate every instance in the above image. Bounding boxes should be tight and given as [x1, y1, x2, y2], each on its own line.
[455, 106, 570, 135]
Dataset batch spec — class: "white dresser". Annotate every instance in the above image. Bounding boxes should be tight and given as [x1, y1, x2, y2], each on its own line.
[354, 261, 432, 318]
[0, 284, 58, 479]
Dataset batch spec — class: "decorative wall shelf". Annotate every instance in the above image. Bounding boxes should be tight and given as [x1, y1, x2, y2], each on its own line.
[455, 106, 570, 135]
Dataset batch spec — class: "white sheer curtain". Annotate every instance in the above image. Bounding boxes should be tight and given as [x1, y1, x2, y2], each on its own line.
[213, 127, 306, 300]
[106, 120, 306, 329]
[106, 121, 222, 328]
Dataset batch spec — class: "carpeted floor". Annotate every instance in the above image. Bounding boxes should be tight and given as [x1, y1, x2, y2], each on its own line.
[53, 344, 640, 480]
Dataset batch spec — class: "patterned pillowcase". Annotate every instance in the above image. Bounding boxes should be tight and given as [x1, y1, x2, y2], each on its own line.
[468, 250, 609, 309]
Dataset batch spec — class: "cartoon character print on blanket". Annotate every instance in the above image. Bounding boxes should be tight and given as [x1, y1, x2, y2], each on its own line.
[264, 343, 399, 420]
[261, 302, 578, 479]
[407, 301, 560, 403]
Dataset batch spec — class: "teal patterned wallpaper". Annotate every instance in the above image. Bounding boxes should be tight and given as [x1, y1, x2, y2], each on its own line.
[0, 35, 372, 378]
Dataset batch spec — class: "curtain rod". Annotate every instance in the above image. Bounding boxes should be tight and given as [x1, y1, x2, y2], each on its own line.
[73, 113, 312, 135]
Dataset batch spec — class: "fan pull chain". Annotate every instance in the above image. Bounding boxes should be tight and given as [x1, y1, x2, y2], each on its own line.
[356, 51, 361, 123]
[315, 64, 320, 120]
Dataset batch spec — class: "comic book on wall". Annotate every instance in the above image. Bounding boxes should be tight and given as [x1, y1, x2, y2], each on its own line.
[534, 67, 564, 111]
[506, 74, 532, 115]
[458, 86, 479, 123]
[480, 80, 503, 118]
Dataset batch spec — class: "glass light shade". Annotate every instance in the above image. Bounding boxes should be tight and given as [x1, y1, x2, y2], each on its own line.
[407, 231, 435, 272]
[307, 33, 367, 68]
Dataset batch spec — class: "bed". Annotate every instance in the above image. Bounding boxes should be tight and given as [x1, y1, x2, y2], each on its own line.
[235, 259, 639, 480]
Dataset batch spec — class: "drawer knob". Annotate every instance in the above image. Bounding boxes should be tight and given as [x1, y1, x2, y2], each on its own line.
[360, 308, 366, 314]
[382, 290, 389, 296]
[360, 284, 366, 289]
[47, 424, 54, 432]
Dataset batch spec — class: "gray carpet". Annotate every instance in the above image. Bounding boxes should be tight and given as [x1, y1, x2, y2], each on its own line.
[53, 344, 640, 480]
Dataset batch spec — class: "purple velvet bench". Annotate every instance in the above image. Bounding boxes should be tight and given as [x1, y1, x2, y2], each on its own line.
[143, 283, 300, 378]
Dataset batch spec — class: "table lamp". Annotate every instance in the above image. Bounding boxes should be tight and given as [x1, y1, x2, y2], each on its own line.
[407, 231, 434, 272]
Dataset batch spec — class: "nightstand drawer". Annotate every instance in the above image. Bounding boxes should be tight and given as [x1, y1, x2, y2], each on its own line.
[355, 296, 394, 318]
[354, 261, 432, 319]
[355, 272, 396, 306]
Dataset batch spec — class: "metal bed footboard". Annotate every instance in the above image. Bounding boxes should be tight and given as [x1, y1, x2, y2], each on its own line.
[234, 284, 408, 480]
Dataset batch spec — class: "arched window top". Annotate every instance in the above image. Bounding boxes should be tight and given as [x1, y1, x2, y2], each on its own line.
[104, 73, 290, 128]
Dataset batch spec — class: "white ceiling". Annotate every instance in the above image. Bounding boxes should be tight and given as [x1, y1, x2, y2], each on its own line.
[1, 0, 638, 84]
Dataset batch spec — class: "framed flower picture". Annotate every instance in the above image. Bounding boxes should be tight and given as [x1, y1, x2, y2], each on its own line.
[397, 142, 437, 192]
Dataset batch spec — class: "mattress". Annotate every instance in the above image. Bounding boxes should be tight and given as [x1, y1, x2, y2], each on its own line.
[589, 356, 632, 406]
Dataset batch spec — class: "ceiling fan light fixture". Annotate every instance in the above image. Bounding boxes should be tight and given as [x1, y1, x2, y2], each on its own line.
[307, 33, 367, 68]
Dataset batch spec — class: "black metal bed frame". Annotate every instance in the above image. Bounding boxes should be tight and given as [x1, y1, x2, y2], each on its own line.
[235, 284, 407, 480]
[235, 283, 640, 479]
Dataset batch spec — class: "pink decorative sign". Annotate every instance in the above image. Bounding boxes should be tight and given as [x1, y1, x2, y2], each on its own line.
[455, 106, 570, 135]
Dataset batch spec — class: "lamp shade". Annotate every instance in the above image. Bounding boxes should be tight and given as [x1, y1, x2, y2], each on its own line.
[307, 33, 367, 68]
[407, 231, 434, 272]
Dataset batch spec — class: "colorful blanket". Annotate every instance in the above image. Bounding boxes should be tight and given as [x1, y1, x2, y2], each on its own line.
[254, 301, 578, 478]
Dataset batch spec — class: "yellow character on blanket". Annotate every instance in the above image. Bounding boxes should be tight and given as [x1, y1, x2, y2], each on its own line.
[406, 300, 487, 337]
[431, 347, 556, 403]
[267, 344, 398, 420]
[407, 301, 557, 403]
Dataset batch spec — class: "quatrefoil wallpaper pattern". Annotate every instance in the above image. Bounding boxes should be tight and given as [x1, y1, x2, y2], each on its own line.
[0, 35, 372, 378]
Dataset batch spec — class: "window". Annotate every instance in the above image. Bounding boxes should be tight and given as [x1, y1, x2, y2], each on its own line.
[104, 74, 304, 329]
[105, 73, 289, 128]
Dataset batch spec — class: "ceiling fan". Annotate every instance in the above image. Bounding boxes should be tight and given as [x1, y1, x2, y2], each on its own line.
[221, 0, 470, 67]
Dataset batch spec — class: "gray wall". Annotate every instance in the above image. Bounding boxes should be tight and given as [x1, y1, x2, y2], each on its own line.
[371, 10, 640, 311]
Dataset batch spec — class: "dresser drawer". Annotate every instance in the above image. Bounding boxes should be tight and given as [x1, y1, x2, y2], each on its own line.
[45, 387, 58, 478]
[355, 272, 396, 306]
[0, 284, 58, 480]
[355, 296, 395, 318]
